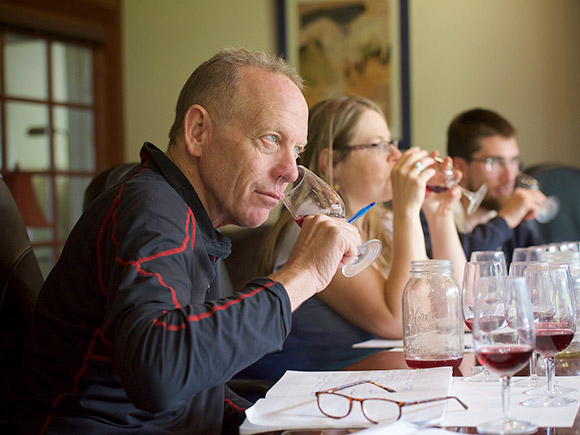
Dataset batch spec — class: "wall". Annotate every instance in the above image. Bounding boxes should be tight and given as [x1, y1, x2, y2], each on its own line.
[123, 0, 580, 168]
[122, 0, 276, 159]
[410, 0, 580, 167]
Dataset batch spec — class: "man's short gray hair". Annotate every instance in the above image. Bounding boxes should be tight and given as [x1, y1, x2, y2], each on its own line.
[168, 47, 304, 147]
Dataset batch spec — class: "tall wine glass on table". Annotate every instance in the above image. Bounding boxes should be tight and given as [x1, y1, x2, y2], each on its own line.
[462, 260, 505, 382]
[509, 261, 549, 388]
[278, 165, 382, 277]
[473, 276, 536, 434]
[470, 251, 508, 274]
[522, 263, 578, 407]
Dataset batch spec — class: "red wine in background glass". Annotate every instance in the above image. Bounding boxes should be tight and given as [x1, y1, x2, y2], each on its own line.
[426, 185, 449, 193]
[477, 345, 533, 376]
[405, 356, 463, 369]
[477, 315, 505, 332]
[535, 329, 575, 357]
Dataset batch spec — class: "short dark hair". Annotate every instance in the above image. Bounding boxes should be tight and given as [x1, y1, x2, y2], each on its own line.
[167, 47, 304, 147]
[447, 108, 516, 160]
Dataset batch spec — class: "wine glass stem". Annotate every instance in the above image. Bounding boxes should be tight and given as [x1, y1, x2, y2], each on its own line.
[500, 376, 511, 420]
[529, 351, 538, 380]
[545, 356, 556, 395]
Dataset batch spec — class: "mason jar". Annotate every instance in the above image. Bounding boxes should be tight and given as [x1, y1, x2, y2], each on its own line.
[403, 259, 464, 368]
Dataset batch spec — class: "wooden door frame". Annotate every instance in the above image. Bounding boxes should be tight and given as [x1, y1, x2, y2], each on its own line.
[0, 0, 124, 170]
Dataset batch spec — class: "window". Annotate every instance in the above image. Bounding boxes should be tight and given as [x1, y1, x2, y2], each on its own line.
[0, 0, 124, 277]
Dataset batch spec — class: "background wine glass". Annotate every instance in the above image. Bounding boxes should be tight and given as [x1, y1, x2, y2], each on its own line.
[426, 156, 488, 215]
[462, 260, 505, 382]
[470, 251, 508, 275]
[515, 172, 560, 224]
[509, 261, 549, 388]
[512, 246, 545, 263]
[278, 165, 382, 277]
[522, 263, 578, 407]
[473, 275, 536, 434]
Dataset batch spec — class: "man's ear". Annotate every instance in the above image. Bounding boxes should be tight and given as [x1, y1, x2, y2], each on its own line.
[183, 105, 210, 157]
[453, 156, 468, 174]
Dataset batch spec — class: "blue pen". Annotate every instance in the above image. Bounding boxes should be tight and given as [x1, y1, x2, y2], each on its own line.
[347, 202, 376, 224]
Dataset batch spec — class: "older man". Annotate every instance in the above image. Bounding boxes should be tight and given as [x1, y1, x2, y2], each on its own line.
[13, 48, 360, 434]
[448, 108, 545, 263]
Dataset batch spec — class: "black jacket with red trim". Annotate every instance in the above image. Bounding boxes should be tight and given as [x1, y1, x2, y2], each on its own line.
[13, 143, 292, 434]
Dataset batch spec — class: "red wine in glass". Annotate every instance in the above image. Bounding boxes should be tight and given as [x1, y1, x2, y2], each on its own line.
[405, 356, 463, 369]
[477, 345, 533, 376]
[535, 329, 575, 357]
[477, 315, 505, 332]
[295, 209, 344, 227]
[427, 156, 488, 215]
[426, 185, 450, 193]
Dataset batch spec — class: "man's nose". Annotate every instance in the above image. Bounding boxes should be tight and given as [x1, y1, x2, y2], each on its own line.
[275, 150, 299, 187]
[502, 163, 519, 184]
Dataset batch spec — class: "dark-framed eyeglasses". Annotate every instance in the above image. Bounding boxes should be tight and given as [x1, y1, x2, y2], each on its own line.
[346, 139, 399, 155]
[468, 156, 523, 173]
[315, 379, 468, 424]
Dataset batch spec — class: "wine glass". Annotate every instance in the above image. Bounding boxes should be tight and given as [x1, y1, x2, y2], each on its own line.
[426, 156, 488, 215]
[278, 165, 382, 277]
[521, 263, 578, 407]
[515, 172, 560, 224]
[470, 251, 508, 275]
[509, 261, 549, 388]
[462, 260, 505, 382]
[473, 275, 536, 434]
[512, 246, 545, 263]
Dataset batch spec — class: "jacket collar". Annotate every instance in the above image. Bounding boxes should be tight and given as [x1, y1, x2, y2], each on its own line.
[140, 142, 231, 258]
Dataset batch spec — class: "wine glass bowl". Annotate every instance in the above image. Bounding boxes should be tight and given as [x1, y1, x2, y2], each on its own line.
[278, 166, 345, 223]
[509, 261, 549, 388]
[472, 276, 537, 434]
[515, 173, 560, 224]
[470, 251, 508, 275]
[426, 156, 488, 215]
[277, 165, 382, 277]
[521, 263, 578, 407]
[462, 260, 506, 383]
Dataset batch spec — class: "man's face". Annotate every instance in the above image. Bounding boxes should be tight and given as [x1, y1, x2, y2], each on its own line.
[460, 135, 521, 210]
[198, 67, 308, 228]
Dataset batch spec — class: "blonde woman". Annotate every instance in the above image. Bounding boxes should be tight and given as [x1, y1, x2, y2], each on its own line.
[236, 96, 466, 381]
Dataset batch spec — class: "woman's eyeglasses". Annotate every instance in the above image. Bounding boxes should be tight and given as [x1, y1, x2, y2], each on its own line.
[346, 139, 399, 155]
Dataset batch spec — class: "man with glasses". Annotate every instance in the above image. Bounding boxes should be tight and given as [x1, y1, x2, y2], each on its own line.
[447, 108, 545, 263]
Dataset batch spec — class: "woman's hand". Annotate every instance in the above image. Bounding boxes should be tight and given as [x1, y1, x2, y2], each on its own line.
[391, 147, 435, 214]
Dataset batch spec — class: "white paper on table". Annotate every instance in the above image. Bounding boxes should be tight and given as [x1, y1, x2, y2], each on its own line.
[442, 375, 580, 428]
[241, 367, 456, 434]
[358, 420, 459, 434]
[352, 333, 473, 352]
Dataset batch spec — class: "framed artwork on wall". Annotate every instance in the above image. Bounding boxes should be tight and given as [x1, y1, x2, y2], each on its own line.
[276, 0, 410, 148]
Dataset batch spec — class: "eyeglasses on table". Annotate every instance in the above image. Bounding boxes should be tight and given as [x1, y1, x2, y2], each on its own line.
[315, 379, 468, 424]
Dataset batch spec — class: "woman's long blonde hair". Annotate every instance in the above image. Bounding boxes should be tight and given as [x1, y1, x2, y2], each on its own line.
[259, 96, 393, 278]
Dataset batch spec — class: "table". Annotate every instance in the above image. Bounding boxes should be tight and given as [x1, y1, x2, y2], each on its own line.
[341, 350, 580, 434]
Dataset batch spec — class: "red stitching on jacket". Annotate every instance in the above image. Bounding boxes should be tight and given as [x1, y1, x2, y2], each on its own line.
[152, 281, 275, 330]
[111, 208, 195, 309]
[224, 397, 246, 412]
